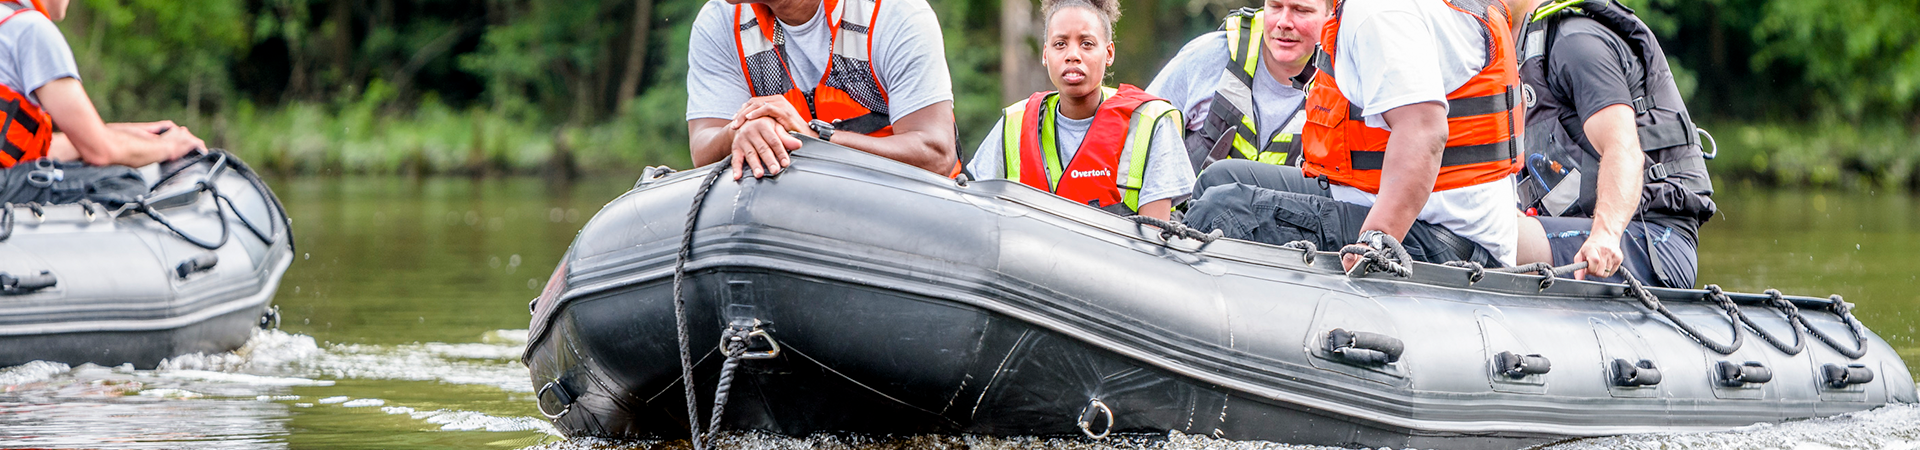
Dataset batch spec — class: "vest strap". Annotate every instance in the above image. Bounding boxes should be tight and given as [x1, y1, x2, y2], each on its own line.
[1446, 89, 1516, 119]
[1350, 139, 1517, 171]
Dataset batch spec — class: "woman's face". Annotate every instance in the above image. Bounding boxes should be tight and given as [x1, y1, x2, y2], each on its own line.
[1041, 7, 1111, 100]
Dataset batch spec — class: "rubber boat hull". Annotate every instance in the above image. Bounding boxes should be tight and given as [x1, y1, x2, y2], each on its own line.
[0, 152, 294, 368]
[525, 139, 1916, 449]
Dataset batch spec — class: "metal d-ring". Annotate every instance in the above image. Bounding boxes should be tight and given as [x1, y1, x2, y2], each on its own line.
[735, 329, 782, 360]
[537, 381, 573, 419]
[1078, 398, 1113, 440]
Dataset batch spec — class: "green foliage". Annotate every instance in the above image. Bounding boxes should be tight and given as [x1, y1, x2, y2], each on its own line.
[1751, 0, 1920, 119]
[1707, 122, 1920, 190]
[68, 0, 249, 118]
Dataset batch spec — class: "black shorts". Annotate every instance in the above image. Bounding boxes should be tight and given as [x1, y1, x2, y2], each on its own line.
[1535, 216, 1699, 289]
[1183, 160, 1504, 267]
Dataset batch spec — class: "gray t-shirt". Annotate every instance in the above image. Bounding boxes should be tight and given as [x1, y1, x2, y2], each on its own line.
[967, 108, 1195, 207]
[685, 0, 952, 123]
[1145, 31, 1303, 146]
[0, 3, 78, 107]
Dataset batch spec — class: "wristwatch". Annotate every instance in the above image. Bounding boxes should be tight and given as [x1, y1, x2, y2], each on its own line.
[809, 119, 836, 142]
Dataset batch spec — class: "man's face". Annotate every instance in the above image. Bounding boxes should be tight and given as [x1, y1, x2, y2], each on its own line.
[1041, 7, 1112, 100]
[1261, 0, 1329, 67]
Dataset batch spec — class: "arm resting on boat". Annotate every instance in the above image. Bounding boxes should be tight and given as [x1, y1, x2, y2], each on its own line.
[38, 78, 203, 167]
[818, 100, 958, 175]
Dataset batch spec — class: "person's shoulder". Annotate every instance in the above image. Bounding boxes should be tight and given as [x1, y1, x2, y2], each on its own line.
[1551, 16, 1625, 44]
[877, 0, 937, 19]
[0, 9, 58, 38]
[692, 0, 738, 29]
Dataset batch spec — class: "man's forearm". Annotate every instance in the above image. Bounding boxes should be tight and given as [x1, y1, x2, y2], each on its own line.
[1362, 103, 1449, 239]
[830, 130, 956, 174]
[1584, 105, 1645, 240]
[689, 119, 735, 166]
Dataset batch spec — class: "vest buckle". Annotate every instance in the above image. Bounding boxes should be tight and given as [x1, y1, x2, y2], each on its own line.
[1644, 162, 1669, 182]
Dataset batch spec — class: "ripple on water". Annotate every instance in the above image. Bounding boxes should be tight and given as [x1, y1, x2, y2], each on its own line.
[522, 403, 1920, 450]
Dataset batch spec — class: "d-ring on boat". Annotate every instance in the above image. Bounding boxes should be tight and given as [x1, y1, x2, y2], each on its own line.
[0, 151, 294, 368]
[524, 138, 1914, 449]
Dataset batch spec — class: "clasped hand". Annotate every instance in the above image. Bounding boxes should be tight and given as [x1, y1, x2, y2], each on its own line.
[725, 96, 817, 180]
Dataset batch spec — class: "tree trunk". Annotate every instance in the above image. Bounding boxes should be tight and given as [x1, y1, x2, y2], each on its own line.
[1113, 0, 1160, 86]
[1000, 0, 1048, 104]
[616, 0, 656, 113]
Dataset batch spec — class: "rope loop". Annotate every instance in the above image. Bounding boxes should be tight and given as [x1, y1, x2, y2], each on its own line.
[1628, 272, 1742, 355]
[1125, 215, 1222, 244]
[1442, 261, 1486, 284]
[1343, 231, 1413, 278]
[1280, 240, 1317, 265]
[1729, 287, 1806, 355]
[1795, 294, 1869, 359]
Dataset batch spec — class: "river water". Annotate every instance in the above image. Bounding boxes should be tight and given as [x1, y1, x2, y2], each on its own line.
[1, 176, 1916, 449]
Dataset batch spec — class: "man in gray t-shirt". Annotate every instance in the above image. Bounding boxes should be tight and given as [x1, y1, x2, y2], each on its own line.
[686, 0, 956, 180]
[0, 0, 202, 168]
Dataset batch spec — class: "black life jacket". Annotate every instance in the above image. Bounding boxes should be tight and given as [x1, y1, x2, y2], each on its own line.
[1183, 7, 1318, 174]
[1517, 0, 1716, 224]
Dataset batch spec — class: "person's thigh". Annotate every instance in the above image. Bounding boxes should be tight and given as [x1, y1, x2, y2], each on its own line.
[1185, 182, 1361, 249]
[1193, 160, 1328, 201]
[1535, 216, 1679, 286]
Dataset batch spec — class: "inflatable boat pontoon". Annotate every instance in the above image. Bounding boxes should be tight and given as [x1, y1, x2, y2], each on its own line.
[524, 139, 1915, 449]
[0, 152, 293, 368]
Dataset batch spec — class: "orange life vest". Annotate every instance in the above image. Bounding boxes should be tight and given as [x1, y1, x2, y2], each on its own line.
[1301, 0, 1523, 194]
[999, 85, 1179, 213]
[732, 0, 893, 138]
[0, 1, 51, 169]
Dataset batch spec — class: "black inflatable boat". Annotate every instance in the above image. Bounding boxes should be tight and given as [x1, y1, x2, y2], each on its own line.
[0, 152, 293, 368]
[524, 139, 1915, 449]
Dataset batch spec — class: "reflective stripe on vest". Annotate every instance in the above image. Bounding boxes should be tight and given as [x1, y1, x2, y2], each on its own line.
[0, 2, 50, 169]
[1301, 0, 1523, 194]
[733, 0, 893, 137]
[1189, 8, 1313, 172]
[1001, 85, 1178, 213]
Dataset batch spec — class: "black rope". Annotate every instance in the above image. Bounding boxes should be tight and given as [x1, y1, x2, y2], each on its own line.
[705, 329, 753, 444]
[1624, 271, 1743, 355]
[1727, 287, 1804, 355]
[1796, 294, 1869, 359]
[671, 162, 728, 450]
[1280, 240, 1318, 265]
[1124, 215, 1221, 243]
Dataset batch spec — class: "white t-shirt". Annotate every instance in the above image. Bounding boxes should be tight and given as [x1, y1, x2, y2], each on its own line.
[968, 106, 1195, 208]
[1145, 31, 1306, 146]
[1328, 0, 1517, 265]
[0, 3, 77, 107]
[685, 0, 953, 123]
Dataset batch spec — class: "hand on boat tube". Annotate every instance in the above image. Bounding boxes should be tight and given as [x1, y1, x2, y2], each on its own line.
[1573, 234, 1624, 280]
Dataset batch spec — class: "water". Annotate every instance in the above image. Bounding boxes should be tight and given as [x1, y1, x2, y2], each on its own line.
[1, 177, 1917, 449]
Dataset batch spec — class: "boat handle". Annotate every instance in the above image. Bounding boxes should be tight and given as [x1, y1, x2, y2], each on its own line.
[0, 270, 56, 295]
[176, 252, 219, 278]
[1717, 361, 1772, 387]
[1325, 328, 1404, 365]
[1495, 351, 1552, 378]
[1822, 363, 1874, 388]
[1612, 358, 1662, 386]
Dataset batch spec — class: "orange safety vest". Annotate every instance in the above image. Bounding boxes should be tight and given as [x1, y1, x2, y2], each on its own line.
[733, 0, 893, 138]
[1301, 0, 1523, 194]
[999, 85, 1179, 213]
[0, 1, 51, 169]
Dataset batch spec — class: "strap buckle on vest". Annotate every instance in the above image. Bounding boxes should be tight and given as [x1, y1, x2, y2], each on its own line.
[1644, 161, 1669, 182]
[1631, 96, 1654, 114]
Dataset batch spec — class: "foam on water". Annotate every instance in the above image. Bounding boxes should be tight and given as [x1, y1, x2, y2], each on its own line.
[1542, 403, 1920, 450]
[383, 405, 562, 434]
[0, 360, 71, 387]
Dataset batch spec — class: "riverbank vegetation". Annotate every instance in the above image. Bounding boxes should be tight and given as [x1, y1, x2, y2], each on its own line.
[59, 0, 1920, 187]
